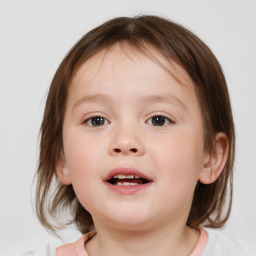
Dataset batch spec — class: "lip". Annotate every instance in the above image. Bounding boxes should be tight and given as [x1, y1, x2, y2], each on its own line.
[104, 167, 153, 194]
[104, 167, 152, 182]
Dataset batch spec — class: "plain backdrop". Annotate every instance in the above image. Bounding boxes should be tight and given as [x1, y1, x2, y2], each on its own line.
[0, 0, 255, 254]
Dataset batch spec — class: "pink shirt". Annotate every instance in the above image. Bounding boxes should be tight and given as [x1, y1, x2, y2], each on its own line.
[56, 228, 208, 256]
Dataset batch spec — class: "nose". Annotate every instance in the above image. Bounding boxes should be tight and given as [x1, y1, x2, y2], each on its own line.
[109, 125, 145, 156]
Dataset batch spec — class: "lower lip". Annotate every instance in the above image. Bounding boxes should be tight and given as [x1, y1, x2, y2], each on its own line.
[104, 181, 153, 194]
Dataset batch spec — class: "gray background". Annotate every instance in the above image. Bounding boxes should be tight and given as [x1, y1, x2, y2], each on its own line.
[0, 0, 255, 254]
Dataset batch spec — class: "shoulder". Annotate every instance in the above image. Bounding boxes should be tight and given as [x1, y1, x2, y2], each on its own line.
[56, 231, 96, 256]
[22, 237, 62, 256]
[22, 230, 83, 256]
[203, 228, 256, 256]
[22, 242, 58, 256]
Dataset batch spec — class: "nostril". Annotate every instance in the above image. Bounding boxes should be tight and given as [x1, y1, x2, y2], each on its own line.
[113, 148, 138, 153]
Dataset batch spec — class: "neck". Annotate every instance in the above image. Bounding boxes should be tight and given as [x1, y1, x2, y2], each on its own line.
[85, 220, 200, 256]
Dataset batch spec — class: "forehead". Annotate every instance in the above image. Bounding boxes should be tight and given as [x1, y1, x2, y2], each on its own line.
[67, 43, 201, 117]
[65, 43, 204, 134]
[71, 43, 194, 92]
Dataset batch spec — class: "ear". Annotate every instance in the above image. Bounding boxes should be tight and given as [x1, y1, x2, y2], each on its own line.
[199, 132, 229, 184]
[55, 154, 72, 185]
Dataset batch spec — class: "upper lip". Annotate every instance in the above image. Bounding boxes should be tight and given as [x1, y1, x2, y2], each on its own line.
[104, 167, 152, 182]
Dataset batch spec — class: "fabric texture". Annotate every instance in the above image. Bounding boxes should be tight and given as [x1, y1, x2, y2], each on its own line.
[24, 228, 256, 256]
[56, 228, 207, 256]
[202, 229, 256, 256]
[56, 231, 96, 256]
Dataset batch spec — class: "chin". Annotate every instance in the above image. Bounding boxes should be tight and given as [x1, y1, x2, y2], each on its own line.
[100, 211, 154, 231]
[89, 201, 157, 230]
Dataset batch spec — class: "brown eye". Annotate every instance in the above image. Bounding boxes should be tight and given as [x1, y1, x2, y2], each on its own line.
[85, 116, 109, 126]
[147, 115, 172, 126]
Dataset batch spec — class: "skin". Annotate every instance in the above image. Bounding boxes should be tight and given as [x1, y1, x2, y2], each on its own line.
[57, 44, 228, 256]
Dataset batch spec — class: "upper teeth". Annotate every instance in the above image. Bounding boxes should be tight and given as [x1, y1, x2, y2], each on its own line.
[113, 174, 140, 179]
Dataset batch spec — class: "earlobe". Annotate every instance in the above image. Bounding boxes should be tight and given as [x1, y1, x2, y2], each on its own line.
[199, 133, 229, 184]
[56, 155, 72, 185]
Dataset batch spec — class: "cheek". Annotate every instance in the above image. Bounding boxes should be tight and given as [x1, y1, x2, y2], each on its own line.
[63, 130, 101, 183]
[152, 130, 205, 186]
[63, 132, 103, 209]
[150, 133, 204, 216]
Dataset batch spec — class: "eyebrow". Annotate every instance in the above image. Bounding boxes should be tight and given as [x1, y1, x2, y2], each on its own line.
[139, 94, 187, 111]
[72, 93, 187, 112]
[72, 94, 113, 111]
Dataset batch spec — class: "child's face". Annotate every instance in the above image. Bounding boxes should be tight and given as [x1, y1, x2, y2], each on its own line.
[59, 44, 208, 230]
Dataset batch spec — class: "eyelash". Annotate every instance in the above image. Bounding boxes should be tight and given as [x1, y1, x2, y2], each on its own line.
[84, 115, 110, 127]
[147, 115, 173, 126]
[83, 114, 174, 127]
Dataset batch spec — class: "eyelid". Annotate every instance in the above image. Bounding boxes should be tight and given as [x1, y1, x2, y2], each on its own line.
[82, 113, 111, 126]
[81, 112, 176, 127]
[146, 116, 173, 126]
[146, 112, 176, 123]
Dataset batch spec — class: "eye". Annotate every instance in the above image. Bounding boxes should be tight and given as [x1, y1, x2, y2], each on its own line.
[147, 115, 173, 126]
[84, 116, 110, 127]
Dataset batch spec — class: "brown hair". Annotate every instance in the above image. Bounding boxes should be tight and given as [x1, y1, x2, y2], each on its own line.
[36, 15, 235, 234]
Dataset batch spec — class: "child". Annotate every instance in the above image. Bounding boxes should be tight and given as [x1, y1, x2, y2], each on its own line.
[34, 15, 255, 255]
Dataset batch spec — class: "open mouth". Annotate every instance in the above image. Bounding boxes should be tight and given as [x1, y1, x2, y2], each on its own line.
[107, 174, 150, 186]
